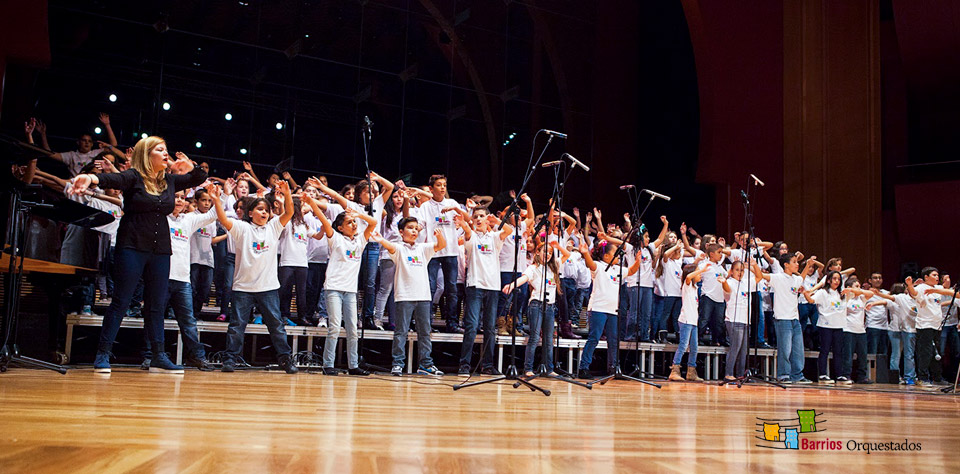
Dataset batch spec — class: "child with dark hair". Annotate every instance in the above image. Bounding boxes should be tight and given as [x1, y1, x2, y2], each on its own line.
[839, 277, 875, 384]
[905, 267, 954, 385]
[668, 255, 710, 382]
[803, 270, 845, 383]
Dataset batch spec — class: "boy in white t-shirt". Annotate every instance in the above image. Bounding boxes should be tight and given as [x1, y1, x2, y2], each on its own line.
[372, 216, 447, 377]
[753, 253, 818, 384]
[419, 175, 464, 332]
[189, 188, 221, 316]
[905, 267, 955, 385]
[211, 181, 298, 374]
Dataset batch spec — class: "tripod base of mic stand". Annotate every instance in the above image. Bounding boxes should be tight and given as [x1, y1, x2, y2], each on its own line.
[453, 364, 551, 396]
[0, 345, 67, 374]
[358, 357, 389, 374]
[595, 365, 661, 388]
[517, 364, 592, 389]
[626, 366, 668, 380]
[718, 369, 785, 389]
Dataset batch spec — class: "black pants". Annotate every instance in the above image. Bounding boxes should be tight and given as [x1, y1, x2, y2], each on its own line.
[817, 327, 842, 378]
[279, 266, 309, 321]
[190, 263, 213, 316]
[841, 331, 868, 381]
[916, 328, 943, 382]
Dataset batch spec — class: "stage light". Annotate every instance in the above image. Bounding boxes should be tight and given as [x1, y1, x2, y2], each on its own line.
[94, 127, 102, 134]
[275, 122, 283, 130]
[240, 148, 248, 155]
[141, 133, 148, 139]
[224, 113, 233, 121]
[108, 93, 117, 102]
[304, 34, 310, 38]
[509, 133, 516, 139]
[162, 102, 171, 111]
[195, 141, 202, 148]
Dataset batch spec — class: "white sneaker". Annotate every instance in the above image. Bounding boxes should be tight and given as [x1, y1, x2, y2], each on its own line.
[818, 375, 835, 384]
[391, 365, 403, 377]
[318, 317, 328, 328]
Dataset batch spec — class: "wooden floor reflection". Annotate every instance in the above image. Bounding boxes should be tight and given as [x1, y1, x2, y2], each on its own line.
[0, 368, 957, 473]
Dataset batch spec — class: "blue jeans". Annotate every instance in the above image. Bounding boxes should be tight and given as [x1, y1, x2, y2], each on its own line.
[98, 247, 170, 351]
[841, 331, 868, 381]
[560, 278, 578, 326]
[658, 296, 682, 335]
[573, 286, 589, 324]
[226, 290, 291, 362]
[392, 300, 434, 369]
[460, 287, 499, 369]
[359, 241, 380, 319]
[165, 280, 204, 358]
[901, 331, 917, 380]
[651, 294, 665, 335]
[579, 311, 618, 372]
[524, 301, 555, 372]
[190, 263, 213, 315]
[888, 330, 903, 372]
[636, 286, 654, 340]
[428, 256, 459, 327]
[774, 319, 805, 381]
[673, 322, 699, 368]
[324, 290, 359, 368]
[498, 271, 529, 325]
[618, 286, 639, 340]
[307, 262, 327, 319]
[220, 253, 235, 316]
[798, 302, 818, 349]
[697, 297, 725, 344]
[866, 327, 887, 355]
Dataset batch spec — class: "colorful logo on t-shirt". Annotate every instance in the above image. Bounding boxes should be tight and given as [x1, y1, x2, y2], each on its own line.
[674, 270, 681, 278]
[790, 286, 800, 295]
[252, 241, 268, 253]
[849, 302, 863, 311]
[830, 300, 842, 310]
[108, 209, 121, 218]
[407, 255, 424, 266]
[740, 291, 749, 298]
[196, 227, 212, 238]
[609, 274, 621, 284]
[170, 228, 188, 241]
[477, 243, 493, 253]
[345, 249, 361, 260]
[435, 215, 452, 226]
[293, 232, 308, 244]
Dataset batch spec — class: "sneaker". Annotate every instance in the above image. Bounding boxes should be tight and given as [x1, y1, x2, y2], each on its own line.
[139, 358, 151, 371]
[777, 378, 793, 384]
[481, 367, 502, 376]
[578, 370, 595, 380]
[318, 317, 328, 328]
[99, 297, 112, 306]
[185, 356, 215, 371]
[284, 318, 297, 326]
[391, 365, 403, 377]
[856, 378, 874, 385]
[222, 359, 236, 373]
[278, 354, 299, 374]
[94, 351, 112, 373]
[418, 365, 444, 377]
[216, 314, 227, 322]
[818, 375, 835, 384]
[835, 376, 852, 385]
[759, 342, 773, 349]
[347, 367, 370, 376]
[905, 378, 915, 386]
[899, 377, 906, 385]
[458, 365, 471, 376]
[149, 353, 185, 374]
[916, 379, 930, 387]
[81, 305, 93, 316]
[321, 367, 339, 376]
[253, 315, 263, 325]
[794, 377, 814, 385]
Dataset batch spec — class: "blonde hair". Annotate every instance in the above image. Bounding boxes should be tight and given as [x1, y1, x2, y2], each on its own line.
[130, 136, 167, 195]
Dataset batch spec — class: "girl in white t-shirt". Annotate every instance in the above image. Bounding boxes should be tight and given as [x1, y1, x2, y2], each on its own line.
[302, 183, 330, 328]
[278, 196, 320, 326]
[654, 232, 684, 342]
[803, 270, 846, 383]
[723, 261, 752, 381]
[211, 181, 298, 374]
[374, 188, 411, 330]
[669, 254, 710, 382]
[839, 278, 874, 384]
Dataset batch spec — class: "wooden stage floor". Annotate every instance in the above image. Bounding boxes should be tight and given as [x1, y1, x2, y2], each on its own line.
[0, 368, 958, 473]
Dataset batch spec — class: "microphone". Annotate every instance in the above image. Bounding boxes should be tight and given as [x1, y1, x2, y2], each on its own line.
[543, 130, 567, 139]
[740, 190, 750, 204]
[643, 189, 671, 201]
[363, 116, 373, 130]
[562, 153, 590, 172]
[619, 184, 635, 190]
[750, 173, 765, 187]
[541, 160, 563, 167]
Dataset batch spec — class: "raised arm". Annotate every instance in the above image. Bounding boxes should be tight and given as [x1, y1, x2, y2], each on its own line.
[303, 193, 334, 238]
[801, 256, 818, 278]
[652, 215, 669, 247]
[432, 228, 447, 253]
[207, 182, 232, 231]
[276, 181, 295, 227]
[369, 171, 394, 202]
[99, 113, 118, 147]
[314, 179, 351, 210]
[492, 214, 513, 241]
[578, 242, 597, 272]
[370, 232, 397, 255]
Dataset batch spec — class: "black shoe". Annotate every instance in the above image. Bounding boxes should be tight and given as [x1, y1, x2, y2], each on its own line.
[759, 342, 773, 349]
[481, 367, 502, 376]
[140, 358, 151, 371]
[185, 356, 215, 372]
[578, 369, 594, 380]
[445, 325, 465, 334]
[278, 354, 299, 374]
[321, 367, 339, 376]
[856, 378, 874, 385]
[458, 365, 471, 376]
[348, 367, 370, 376]
[221, 359, 236, 373]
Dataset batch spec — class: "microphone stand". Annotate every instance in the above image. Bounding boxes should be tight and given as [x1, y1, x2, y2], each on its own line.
[625, 190, 668, 381]
[454, 132, 554, 396]
[719, 177, 783, 388]
[356, 118, 388, 374]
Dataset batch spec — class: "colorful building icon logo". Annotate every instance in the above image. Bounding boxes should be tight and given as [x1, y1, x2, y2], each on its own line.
[756, 409, 826, 450]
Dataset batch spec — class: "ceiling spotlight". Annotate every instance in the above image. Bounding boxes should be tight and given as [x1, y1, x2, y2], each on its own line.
[141, 133, 148, 139]
[224, 113, 233, 121]
[195, 141, 202, 148]
[275, 122, 283, 130]
[108, 94, 117, 102]
[240, 148, 248, 155]
[94, 127, 102, 134]
[162, 102, 171, 111]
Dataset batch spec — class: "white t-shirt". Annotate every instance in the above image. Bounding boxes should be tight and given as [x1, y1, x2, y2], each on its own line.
[323, 232, 367, 292]
[865, 290, 890, 330]
[390, 242, 437, 302]
[799, 271, 821, 304]
[60, 150, 101, 176]
[913, 283, 945, 330]
[457, 243, 467, 284]
[587, 264, 623, 315]
[465, 231, 505, 290]
[420, 198, 462, 257]
[348, 196, 386, 237]
[769, 272, 803, 320]
[844, 296, 867, 334]
[699, 260, 727, 303]
[189, 212, 217, 268]
[89, 196, 123, 246]
[812, 288, 845, 329]
[167, 209, 217, 283]
[638, 246, 655, 287]
[659, 256, 683, 297]
[278, 221, 314, 267]
[223, 194, 239, 220]
[892, 293, 918, 333]
[523, 263, 558, 304]
[379, 211, 405, 261]
[678, 282, 700, 325]
[304, 215, 330, 264]
[575, 256, 592, 289]
[623, 244, 639, 287]
[499, 221, 528, 272]
[724, 276, 750, 324]
[228, 217, 285, 293]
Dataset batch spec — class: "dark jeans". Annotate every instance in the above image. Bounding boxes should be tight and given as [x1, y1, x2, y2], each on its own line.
[98, 247, 170, 352]
[213, 226, 227, 311]
[560, 277, 578, 326]
[841, 331, 868, 381]
[817, 327, 843, 378]
[658, 296, 682, 336]
[190, 263, 213, 315]
[498, 271, 529, 324]
[165, 280, 205, 358]
[725, 321, 748, 377]
[866, 327, 888, 355]
[579, 311, 619, 372]
[279, 266, 308, 320]
[916, 328, 942, 382]
[307, 262, 328, 319]
[226, 290, 291, 362]
[428, 256, 459, 328]
[525, 301, 556, 372]
[219, 253, 235, 316]
[798, 303, 819, 349]
[392, 300, 434, 369]
[941, 326, 960, 380]
[618, 286, 639, 341]
[359, 241, 380, 319]
[698, 297, 726, 344]
[636, 286, 654, 340]
[460, 287, 499, 369]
